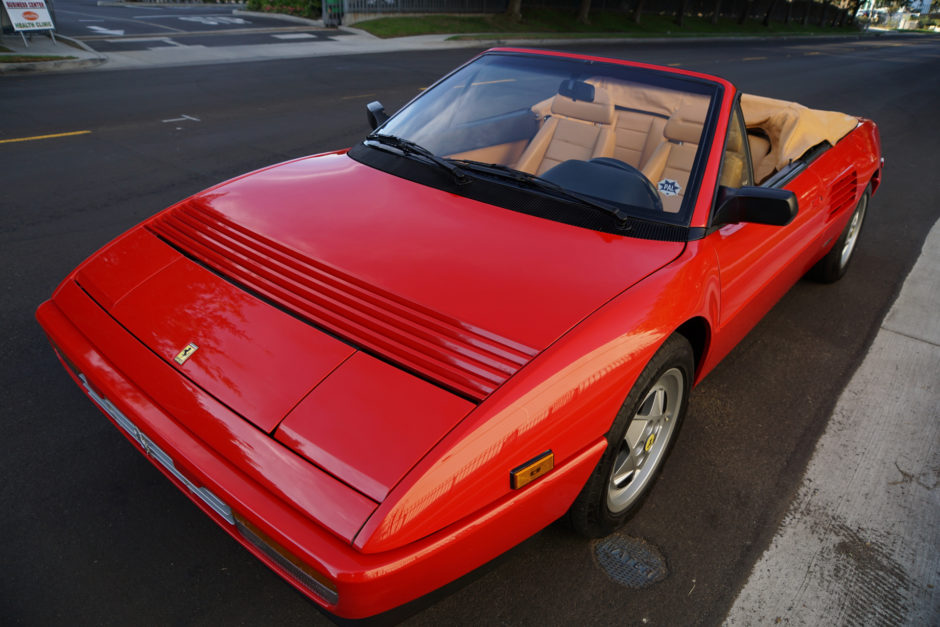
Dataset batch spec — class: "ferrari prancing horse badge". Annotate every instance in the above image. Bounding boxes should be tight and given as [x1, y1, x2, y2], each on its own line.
[174, 343, 199, 365]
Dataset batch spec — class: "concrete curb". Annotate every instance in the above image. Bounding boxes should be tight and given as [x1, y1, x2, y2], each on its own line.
[725, 216, 940, 626]
[336, 25, 380, 39]
[0, 56, 106, 74]
[58, 33, 104, 54]
[233, 10, 323, 27]
[0, 34, 106, 74]
[442, 30, 905, 47]
[4, 17, 924, 75]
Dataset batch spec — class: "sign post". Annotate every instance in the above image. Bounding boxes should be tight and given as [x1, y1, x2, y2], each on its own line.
[1, 0, 56, 47]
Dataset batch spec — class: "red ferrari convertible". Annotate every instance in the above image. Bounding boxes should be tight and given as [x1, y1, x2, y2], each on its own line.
[37, 48, 881, 619]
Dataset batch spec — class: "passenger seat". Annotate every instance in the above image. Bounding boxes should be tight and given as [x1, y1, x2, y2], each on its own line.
[641, 101, 708, 213]
[747, 130, 773, 183]
[515, 80, 615, 176]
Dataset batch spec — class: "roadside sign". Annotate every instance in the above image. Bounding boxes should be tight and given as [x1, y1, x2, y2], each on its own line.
[1, 0, 55, 32]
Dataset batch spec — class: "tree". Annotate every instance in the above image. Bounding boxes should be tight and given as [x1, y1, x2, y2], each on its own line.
[820, 0, 831, 25]
[763, 0, 781, 25]
[847, 0, 862, 24]
[712, 0, 724, 24]
[577, 0, 592, 24]
[676, 0, 690, 25]
[633, 0, 646, 24]
[506, 0, 522, 22]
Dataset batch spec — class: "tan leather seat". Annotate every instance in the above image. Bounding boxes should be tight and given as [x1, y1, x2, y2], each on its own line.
[611, 112, 668, 170]
[641, 101, 708, 213]
[587, 78, 681, 170]
[747, 131, 773, 183]
[718, 117, 749, 188]
[515, 83, 615, 176]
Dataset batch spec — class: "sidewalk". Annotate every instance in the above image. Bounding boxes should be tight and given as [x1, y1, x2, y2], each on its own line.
[725, 218, 940, 625]
[0, 31, 105, 73]
[2, 12, 906, 73]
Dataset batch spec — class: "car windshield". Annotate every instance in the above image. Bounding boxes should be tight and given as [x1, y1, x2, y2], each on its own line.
[368, 51, 720, 230]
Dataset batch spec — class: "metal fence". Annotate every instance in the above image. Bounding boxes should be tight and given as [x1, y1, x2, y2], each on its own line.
[337, 0, 856, 26]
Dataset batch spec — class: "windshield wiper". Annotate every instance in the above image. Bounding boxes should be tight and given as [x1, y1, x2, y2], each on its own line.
[365, 133, 470, 184]
[452, 159, 633, 230]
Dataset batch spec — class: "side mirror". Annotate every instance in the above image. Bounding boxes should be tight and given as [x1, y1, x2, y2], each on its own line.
[366, 101, 389, 130]
[713, 186, 798, 227]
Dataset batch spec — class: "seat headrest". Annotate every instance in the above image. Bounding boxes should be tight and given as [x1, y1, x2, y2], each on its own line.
[551, 83, 614, 125]
[664, 101, 708, 144]
[747, 132, 771, 160]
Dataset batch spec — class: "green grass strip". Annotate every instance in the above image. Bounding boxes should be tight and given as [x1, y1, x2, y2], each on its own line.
[355, 10, 863, 39]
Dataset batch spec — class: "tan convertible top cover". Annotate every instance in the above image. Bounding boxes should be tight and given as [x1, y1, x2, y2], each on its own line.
[741, 94, 858, 181]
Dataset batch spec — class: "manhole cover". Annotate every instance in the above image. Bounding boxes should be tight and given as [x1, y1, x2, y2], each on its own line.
[594, 535, 668, 588]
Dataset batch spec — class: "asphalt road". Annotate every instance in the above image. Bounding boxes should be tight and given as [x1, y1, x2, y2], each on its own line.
[2, 36, 939, 626]
[51, 0, 340, 51]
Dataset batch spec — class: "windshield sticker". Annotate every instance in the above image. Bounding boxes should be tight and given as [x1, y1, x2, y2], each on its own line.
[658, 179, 681, 196]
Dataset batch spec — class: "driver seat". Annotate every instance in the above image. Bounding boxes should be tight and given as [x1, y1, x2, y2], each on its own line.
[514, 81, 616, 176]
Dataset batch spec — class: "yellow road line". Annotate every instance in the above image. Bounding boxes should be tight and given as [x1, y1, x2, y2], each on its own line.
[340, 93, 375, 100]
[668, 62, 682, 67]
[0, 130, 92, 145]
[742, 56, 767, 61]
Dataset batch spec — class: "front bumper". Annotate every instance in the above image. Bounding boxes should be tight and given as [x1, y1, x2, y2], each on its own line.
[37, 280, 605, 619]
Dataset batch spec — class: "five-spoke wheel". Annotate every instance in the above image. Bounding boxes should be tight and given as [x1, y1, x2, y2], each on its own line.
[569, 334, 693, 537]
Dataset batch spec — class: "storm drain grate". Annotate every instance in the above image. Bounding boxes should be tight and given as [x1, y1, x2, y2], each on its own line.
[594, 535, 668, 589]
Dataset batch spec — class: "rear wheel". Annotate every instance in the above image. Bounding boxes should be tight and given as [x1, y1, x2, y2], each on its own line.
[808, 187, 869, 283]
[568, 334, 693, 537]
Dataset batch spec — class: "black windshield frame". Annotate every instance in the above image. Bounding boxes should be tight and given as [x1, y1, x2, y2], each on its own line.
[352, 50, 725, 239]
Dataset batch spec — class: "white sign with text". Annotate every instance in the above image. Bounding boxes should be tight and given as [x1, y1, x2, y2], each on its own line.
[2, 0, 54, 32]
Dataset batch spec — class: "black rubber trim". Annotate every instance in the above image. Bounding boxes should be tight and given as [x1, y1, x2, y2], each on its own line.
[349, 143, 691, 243]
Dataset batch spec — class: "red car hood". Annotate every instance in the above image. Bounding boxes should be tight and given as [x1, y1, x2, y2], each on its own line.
[148, 152, 684, 400]
[77, 151, 683, 502]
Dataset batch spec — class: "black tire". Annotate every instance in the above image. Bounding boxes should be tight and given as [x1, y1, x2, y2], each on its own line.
[568, 334, 694, 538]
[808, 187, 870, 283]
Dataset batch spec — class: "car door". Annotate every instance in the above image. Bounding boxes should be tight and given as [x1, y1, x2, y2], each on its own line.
[706, 99, 827, 362]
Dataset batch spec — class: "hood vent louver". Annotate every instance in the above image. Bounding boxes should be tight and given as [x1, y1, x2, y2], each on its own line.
[828, 170, 858, 219]
[148, 203, 537, 402]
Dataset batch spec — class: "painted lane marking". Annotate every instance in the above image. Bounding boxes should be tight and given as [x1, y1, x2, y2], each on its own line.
[178, 16, 249, 26]
[0, 130, 91, 145]
[162, 115, 200, 123]
[106, 37, 189, 48]
[340, 93, 376, 100]
[87, 25, 124, 36]
[742, 56, 767, 61]
[56, 7, 186, 33]
[272, 33, 316, 39]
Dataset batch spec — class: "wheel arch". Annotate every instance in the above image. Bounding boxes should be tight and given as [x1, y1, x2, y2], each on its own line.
[868, 167, 881, 196]
[674, 316, 711, 381]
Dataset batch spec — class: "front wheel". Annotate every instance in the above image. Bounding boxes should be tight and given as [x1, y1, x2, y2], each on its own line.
[568, 334, 693, 538]
[808, 187, 870, 283]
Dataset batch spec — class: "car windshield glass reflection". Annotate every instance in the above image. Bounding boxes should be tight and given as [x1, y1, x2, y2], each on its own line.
[374, 53, 719, 225]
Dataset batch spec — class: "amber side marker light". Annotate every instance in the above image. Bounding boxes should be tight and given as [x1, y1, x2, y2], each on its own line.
[511, 451, 554, 489]
[233, 512, 339, 605]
